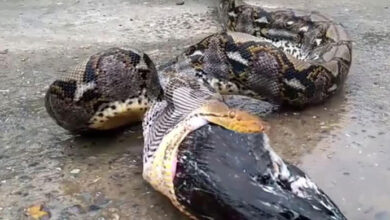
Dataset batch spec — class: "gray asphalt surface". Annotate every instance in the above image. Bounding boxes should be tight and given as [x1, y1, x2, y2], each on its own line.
[0, 0, 389, 219]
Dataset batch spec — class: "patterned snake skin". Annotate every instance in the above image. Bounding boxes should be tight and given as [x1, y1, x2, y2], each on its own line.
[45, 0, 352, 219]
[45, 47, 162, 132]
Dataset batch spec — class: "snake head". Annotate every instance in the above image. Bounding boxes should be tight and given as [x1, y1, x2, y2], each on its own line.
[45, 48, 162, 133]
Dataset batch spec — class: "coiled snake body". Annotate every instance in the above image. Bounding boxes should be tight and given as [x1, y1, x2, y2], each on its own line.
[45, 0, 352, 219]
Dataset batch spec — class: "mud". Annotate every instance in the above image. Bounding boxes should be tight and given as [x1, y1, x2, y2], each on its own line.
[0, 0, 389, 219]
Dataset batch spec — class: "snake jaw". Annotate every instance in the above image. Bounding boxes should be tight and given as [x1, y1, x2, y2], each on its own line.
[87, 94, 150, 130]
[88, 106, 147, 130]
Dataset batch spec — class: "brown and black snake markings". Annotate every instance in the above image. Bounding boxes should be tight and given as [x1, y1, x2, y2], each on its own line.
[45, 0, 352, 219]
[46, 47, 162, 133]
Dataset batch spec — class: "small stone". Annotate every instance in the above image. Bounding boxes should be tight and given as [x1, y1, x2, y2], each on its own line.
[80, 45, 91, 49]
[343, 172, 350, 176]
[327, 152, 334, 159]
[70, 169, 80, 174]
[108, 208, 118, 213]
[176, 0, 184, 5]
[92, 177, 101, 183]
[111, 213, 120, 220]
[87, 156, 97, 160]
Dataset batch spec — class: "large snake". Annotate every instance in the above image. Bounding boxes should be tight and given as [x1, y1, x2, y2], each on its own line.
[45, 0, 352, 219]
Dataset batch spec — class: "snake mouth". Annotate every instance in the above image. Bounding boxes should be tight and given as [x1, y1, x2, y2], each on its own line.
[87, 97, 150, 131]
[88, 107, 147, 130]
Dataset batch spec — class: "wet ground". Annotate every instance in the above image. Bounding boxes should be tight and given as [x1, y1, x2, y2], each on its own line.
[0, 0, 389, 219]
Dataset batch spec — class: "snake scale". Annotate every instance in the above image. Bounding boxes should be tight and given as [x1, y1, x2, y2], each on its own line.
[45, 0, 352, 219]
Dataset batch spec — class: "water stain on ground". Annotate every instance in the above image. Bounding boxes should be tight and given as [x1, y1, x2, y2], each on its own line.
[0, 0, 389, 219]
